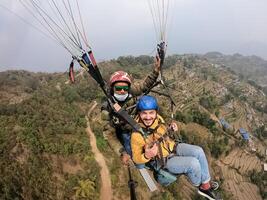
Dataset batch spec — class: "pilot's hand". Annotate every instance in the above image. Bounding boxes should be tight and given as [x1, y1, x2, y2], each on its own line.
[121, 152, 131, 165]
[154, 55, 161, 73]
[169, 122, 178, 132]
[144, 143, 158, 159]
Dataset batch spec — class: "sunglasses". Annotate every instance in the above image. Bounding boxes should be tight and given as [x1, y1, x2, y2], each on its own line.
[114, 85, 129, 91]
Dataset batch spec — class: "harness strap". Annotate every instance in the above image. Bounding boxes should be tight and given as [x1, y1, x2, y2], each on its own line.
[157, 140, 166, 168]
[140, 118, 173, 169]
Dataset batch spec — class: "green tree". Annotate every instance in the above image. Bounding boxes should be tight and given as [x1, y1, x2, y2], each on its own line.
[190, 108, 216, 129]
[73, 179, 96, 199]
[249, 170, 267, 199]
[63, 87, 80, 103]
[199, 95, 218, 111]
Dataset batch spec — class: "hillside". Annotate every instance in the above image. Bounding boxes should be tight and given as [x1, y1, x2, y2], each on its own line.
[204, 52, 267, 88]
[0, 54, 266, 200]
[160, 54, 267, 199]
[0, 70, 102, 199]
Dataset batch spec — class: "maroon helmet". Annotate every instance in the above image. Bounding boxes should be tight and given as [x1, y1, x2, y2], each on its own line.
[109, 71, 132, 86]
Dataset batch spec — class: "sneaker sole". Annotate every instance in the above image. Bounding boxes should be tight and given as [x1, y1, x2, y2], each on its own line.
[211, 181, 219, 191]
[198, 190, 216, 200]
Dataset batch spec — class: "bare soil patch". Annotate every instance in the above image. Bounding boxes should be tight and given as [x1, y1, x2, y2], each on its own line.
[86, 101, 113, 200]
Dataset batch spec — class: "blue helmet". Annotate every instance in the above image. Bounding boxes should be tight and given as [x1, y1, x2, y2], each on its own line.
[136, 95, 158, 111]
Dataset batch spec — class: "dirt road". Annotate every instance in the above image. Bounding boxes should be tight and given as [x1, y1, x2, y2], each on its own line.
[86, 101, 113, 200]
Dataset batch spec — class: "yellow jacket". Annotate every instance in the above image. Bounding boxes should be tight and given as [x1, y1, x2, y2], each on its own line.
[131, 115, 176, 164]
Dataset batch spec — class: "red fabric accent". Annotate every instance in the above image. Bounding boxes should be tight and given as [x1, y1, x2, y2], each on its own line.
[200, 182, 211, 190]
[69, 61, 75, 83]
[89, 51, 97, 67]
[70, 70, 74, 83]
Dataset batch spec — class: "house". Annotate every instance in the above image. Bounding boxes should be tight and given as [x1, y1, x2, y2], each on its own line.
[219, 118, 231, 130]
[239, 128, 250, 140]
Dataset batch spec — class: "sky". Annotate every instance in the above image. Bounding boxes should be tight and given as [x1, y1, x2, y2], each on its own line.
[1, 0, 267, 72]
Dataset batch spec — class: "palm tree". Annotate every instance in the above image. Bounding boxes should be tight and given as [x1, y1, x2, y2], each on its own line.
[73, 179, 95, 198]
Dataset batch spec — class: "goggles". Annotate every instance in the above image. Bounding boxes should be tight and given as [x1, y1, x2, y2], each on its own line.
[114, 85, 129, 92]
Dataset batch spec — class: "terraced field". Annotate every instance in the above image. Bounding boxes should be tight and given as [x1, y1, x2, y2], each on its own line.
[177, 177, 195, 200]
[165, 59, 266, 200]
[222, 149, 262, 173]
[216, 148, 262, 200]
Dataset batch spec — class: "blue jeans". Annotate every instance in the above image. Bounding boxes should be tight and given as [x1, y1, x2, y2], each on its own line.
[121, 133, 132, 156]
[165, 143, 211, 186]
